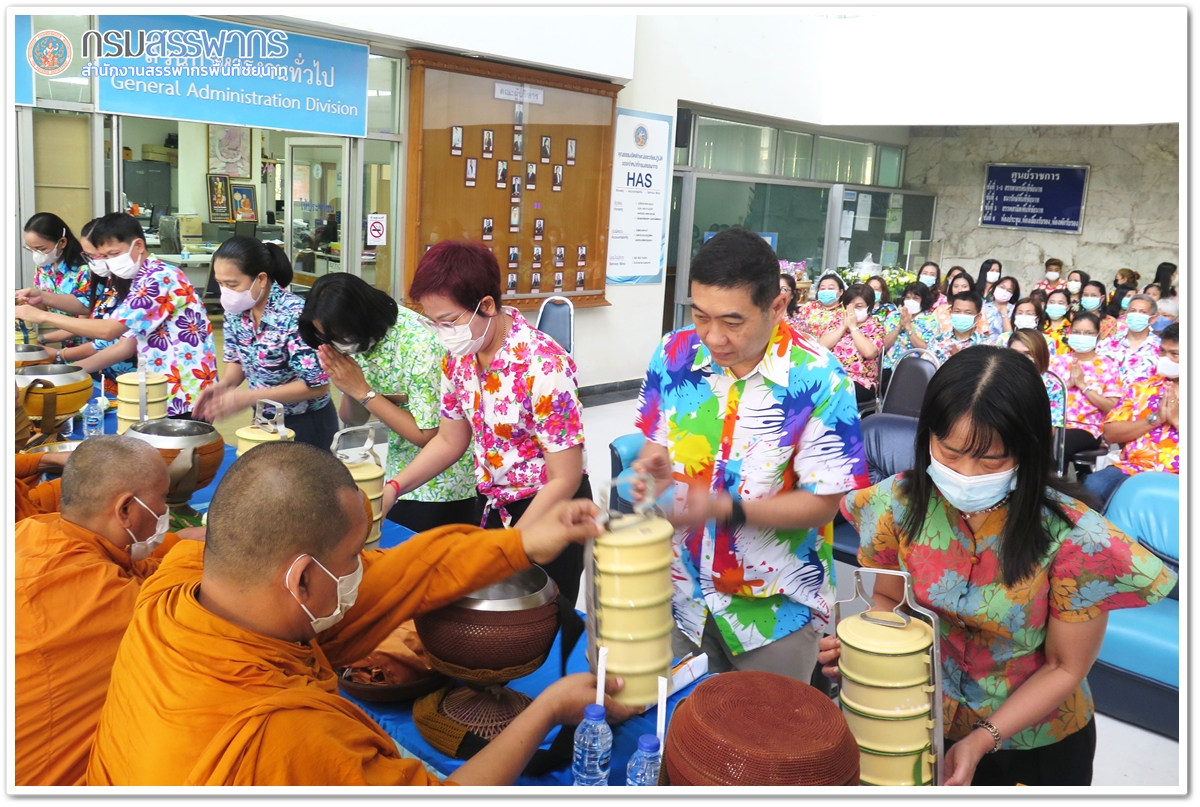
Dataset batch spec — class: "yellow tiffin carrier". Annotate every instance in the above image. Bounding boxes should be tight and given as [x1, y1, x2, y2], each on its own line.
[331, 424, 386, 549]
[235, 399, 295, 455]
[115, 371, 169, 432]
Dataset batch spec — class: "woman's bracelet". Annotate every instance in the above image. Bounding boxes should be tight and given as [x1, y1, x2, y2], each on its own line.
[386, 478, 401, 495]
[972, 719, 1003, 754]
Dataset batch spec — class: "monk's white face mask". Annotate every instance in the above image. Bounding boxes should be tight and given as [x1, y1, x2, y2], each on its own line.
[287, 554, 363, 634]
[128, 496, 169, 562]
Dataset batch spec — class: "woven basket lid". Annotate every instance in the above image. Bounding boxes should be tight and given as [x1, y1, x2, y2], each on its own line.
[664, 671, 859, 786]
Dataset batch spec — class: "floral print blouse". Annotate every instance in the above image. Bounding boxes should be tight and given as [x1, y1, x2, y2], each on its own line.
[1047, 354, 1123, 438]
[111, 258, 217, 415]
[637, 322, 869, 655]
[1098, 327, 1161, 387]
[35, 259, 91, 348]
[1106, 375, 1179, 475]
[844, 474, 1175, 750]
[1044, 319, 1071, 356]
[440, 307, 585, 525]
[925, 330, 992, 365]
[360, 306, 476, 504]
[89, 283, 136, 380]
[792, 301, 842, 338]
[884, 310, 939, 370]
[981, 301, 1016, 336]
[221, 284, 330, 417]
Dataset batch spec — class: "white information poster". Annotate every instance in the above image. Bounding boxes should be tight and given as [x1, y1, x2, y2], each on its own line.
[881, 239, 899, 267]
[838, 239, 851, 267]
[366, 214, 387, 246]
[605, 108, 674, 285]
[855, 193, 873, 230]
[840, 210, 855, 239]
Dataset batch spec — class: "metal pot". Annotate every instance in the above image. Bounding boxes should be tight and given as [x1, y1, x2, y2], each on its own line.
[456, 566, 558, 612]
[126, 419, 226, 507]
[15, 344, 51, 367]
[15, 365, 93, 425]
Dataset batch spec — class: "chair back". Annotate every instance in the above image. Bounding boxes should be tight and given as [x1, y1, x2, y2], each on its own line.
[1044, 371, 1069, 475]
[881, 350, 938, 418]
[861, 414, 918, 485]
[1104, 471, 1179, 598]
[536, 295, 575, 355]
[158, 216, 182, 255]
[234, 220, 257, 239]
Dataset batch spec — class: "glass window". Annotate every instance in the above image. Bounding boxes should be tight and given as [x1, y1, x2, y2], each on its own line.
[877, 146, 903, 188]
[814, 136, 875, 185]
[360, 138, 397, 294]
[840, 191, 935, 273]
[693, 178, 829, 275]
[778, 131, 813, 179]
[367, 55, 402, 135]
[694, 117, 776, 175]
[32, 15, 91, 104]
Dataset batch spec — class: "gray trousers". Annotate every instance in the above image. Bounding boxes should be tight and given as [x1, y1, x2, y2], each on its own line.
[672, 612, 821, 682]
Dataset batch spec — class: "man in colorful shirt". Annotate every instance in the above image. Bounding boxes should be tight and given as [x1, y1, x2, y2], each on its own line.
[1097, 294, 1161, 386]
[1084, 323, 1180, 505]
[1033, 258, 1067, 294]
[633, 228, 869, 681]
[926, 291, 990, 364]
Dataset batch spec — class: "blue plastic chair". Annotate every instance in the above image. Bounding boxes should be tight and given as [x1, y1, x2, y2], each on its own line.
[536, 296, 574, 355]
[608, 433, 646, 514]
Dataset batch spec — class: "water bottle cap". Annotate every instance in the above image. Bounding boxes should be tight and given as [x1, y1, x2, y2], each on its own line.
[637, 735, 660, 753]
[584, 703, 606, 722]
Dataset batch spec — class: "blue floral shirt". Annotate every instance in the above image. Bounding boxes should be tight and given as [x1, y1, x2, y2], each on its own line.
[90, 283, 136, 380]
[112, 257, 218, 415]
[885, 310, 939, 370]
[221, 284, 330, 417]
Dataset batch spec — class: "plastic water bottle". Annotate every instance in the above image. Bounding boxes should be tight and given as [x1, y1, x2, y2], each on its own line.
[83, 398, 104, 438]
[572, 703, 612, 786]
[625, 734, 661, 786]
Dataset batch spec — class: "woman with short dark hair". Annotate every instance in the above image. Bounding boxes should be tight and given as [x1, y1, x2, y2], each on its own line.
[1042, 289, 1073, 356]
[1078, 280, 1119, 341]
[816, 282, 884, 407]
[794, 271, 845, 337]
[17, 212, 91, 349]
[882, 280, 939, 389]
[823, 346, 1175, 786]
[299, 271, 478, 532]
[866, 275, 896, 329]
[780, 273, 800, 322]
[1064, 269, 1090, 312]
[1048, 311, 1122, 480]
[981, 276, 1020, 336]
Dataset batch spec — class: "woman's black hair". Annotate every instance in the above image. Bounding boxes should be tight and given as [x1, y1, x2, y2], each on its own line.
[899, 346, 1094, 585]
[902, 281, 935, 312]
[816, 271, 847, 293]
[780, 273, 799, 318]
[1046, 288, 1071, 308]
[917, 261, 941, 291]
[79, 217, 131, 311]
[946, 271, 975, 296]
[24, 212, 86, 270]
[975, 258, 1002, 294]
[213, 235, 293, 288]
[842, 282, 876, 312]
[298, 271, 397, 350]
[1013, 297, 1048, 331]
[866, 275, 892, 305]
[1107, 285, 1135, 319]
[1066, 269, 1091, 290]
[1070, 311, 1101, 334]
[1152, 262, 1177, 297]
[991, 276, 1021, 303]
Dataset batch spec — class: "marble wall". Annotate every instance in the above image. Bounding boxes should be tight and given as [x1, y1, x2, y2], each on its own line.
[903, 125, 1178, 292]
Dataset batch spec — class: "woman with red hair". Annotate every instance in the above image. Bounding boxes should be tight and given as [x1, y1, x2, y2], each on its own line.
[384, 241, 590, 604]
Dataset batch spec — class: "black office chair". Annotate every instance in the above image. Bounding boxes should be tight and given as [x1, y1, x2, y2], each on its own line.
[234, 220, 257, 239]
[880, 350, 939, 418]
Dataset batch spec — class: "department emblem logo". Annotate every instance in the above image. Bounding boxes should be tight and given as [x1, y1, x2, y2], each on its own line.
[28, 30, 72, 77]
[634, 125, 649, 149]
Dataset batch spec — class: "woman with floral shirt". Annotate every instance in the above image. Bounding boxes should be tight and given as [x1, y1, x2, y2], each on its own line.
[299, 272, 477, 532]
[17, 212, 91, 349]
[792, 272, 844, 336]
[193, 237, 335, 449]
[1042, 289, 1073, 356]
[883, 281, 939, 390]
[1047, 312, 1123, 479]
[1007, 329, 1065, 429]
[386, 241, 590, 605]
[820, 347, 1175, 786]
[815, 282, 885, 408]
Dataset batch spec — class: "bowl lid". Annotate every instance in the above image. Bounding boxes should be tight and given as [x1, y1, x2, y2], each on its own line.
[15, 364, 91, 387]
[455, 566, 558, 611]
[599, 513, 675, 547]
[115, 371, 168, 385]
[236, 424, 294, 441]
[126, 419, 224, 449]
[837, 611, 933, 655]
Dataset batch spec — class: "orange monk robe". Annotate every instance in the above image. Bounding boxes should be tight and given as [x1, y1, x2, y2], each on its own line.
[15, 453, 62, 522]
[87, 525, 532, 786]
[15, 515, 180, 786]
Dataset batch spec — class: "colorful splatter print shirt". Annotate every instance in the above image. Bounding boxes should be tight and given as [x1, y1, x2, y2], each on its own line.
[441, 307, 585, 525]
[221, 283, 330, 417]
[844, 474, 1175, 750]
[1098, 326, 1161, 387]
[111, 257, 217, 415]
[1106, 375, 1179, 475]
[1047, 354, 1123, 438]
[636, 323, 869, 654]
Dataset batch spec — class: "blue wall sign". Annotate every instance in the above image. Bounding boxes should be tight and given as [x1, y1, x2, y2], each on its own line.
[90, 16, 368, 137]
[14, 15, 34, 106]
[980, 164, 1089, 234]
[703, 231, 779, 250]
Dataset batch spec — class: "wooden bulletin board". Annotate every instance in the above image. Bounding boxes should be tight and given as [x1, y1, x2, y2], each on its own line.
[405, 50, 618, 311]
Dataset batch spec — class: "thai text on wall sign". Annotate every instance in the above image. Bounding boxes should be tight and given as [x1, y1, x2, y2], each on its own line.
[494, 82, 545, 104]
[980, 164, 1089, 234]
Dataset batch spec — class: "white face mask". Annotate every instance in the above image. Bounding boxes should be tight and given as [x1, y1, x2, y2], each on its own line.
[1013, 314, 1039, 331]
[993, 288, 1013, 303]
[127, 496, 169, 562]
[87, 257, 111, 278]
[986, 271, 1000, 283]
[220, 275, 267, 315]
[433, 301, 494, 357]
[1157, 356, 1180, 379]
[1066, 280, 1082, 294]
[332, 340, 360, 355]
[106, 247, 143, 280]
[927, 451, 1018, 513]
[904, 299, 921, 315]
[854, 307, 869, 323]
[287, 554, 363, 634]
[30, 245, 61, 267]
[1045, 271, 1060, 282]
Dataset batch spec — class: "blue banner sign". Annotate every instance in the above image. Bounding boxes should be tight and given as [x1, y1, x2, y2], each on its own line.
[89, 16, 368, 137]
[980, 164, 1089, 234]
[703, 231, 778, 250]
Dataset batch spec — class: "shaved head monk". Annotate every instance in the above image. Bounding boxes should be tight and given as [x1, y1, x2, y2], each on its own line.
[15, 436, 187, 785]
[87, 441, 636, 786]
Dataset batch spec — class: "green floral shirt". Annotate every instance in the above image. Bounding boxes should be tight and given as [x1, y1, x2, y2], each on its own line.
[355, 307, 476, 503]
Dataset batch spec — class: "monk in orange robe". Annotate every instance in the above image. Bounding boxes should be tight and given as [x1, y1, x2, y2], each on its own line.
[15, 436, 199, 786]
[88, 441, 635, 786]
[15, 451, 67, 521]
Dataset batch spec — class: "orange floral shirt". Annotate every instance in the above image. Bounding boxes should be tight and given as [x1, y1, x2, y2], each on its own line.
[1105, 375, 1179, 475]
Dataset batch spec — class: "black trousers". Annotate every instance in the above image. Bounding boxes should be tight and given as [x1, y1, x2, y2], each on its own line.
[948, 719, 1096, 786]
[476, 475, 592, 607]
[285, 403, 340, 451]
[1064, 428, 1101, 479]
[386, 497, 478, 533]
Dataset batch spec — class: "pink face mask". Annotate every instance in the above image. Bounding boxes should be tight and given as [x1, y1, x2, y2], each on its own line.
[993, 288, 1013, 303]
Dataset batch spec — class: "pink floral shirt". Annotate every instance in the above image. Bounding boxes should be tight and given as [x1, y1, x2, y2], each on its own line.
[833, 317, 885, 389]
[792, 302, 842, 338]
[1098, 327, 1161, 387]
[440, 307, 585, 526]
[1047, 354, 1123, 438]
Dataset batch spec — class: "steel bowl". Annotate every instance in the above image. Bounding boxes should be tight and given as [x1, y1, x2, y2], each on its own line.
[455, 566, 558, 612]
[125, 418, 222, 450]
[14, 363, 91, 388]
[15, 344, 50, 364]
[21, 440, 81, 456]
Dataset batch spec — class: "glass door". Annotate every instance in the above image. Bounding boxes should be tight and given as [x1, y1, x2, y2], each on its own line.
[285, 136, 349, 290]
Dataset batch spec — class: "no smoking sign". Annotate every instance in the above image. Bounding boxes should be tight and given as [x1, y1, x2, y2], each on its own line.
[367, 214, 387, 246]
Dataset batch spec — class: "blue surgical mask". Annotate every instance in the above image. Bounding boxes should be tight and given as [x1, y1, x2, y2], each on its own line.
[1125, 312, 1151, 333]
[817, 289, 839, 306]
[919, 275, 937, 287]
[1045, 303, 1068, 320]
[1121, 296, 1131, 311]
[1068, 334, 1098, 353]
[950, 313, 976, 333]
[1080, 297, 1101, 311]
[927, 451, 1018, 514]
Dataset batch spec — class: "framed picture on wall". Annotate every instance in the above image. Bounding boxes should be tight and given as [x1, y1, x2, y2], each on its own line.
[207, 174, 233, 222]
[208, 125, 251, 177]
[230, 184, 258, 222]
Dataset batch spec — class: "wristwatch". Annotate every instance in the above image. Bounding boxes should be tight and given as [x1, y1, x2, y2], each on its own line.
[359, 390, 378, 407]
[1147, 412, 1159, 425]
[723, 497, 746, 530]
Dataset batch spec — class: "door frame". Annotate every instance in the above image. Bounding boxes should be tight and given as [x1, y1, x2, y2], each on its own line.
[284, 135, 351, 289]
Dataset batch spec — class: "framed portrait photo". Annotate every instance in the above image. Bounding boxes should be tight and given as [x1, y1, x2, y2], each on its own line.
[208, 124, 251, 177]
[207, 174, 233, 222]
[451, 125, 463, 155]
[483, 129, 495, 158]
[230, 184, 258, 222]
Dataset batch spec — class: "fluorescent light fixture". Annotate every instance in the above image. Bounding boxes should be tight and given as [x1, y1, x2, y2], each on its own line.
[50, 77, 89, 85]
